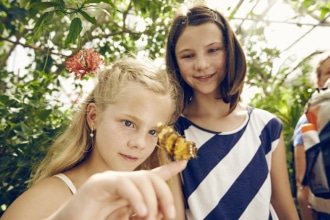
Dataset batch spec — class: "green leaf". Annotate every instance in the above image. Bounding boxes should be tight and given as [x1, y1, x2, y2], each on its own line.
[0, 95, 19, 107]
[37, 109, 52, 121]
[65, 17, 83, 45]
[20, 122, 32, 135]
[78, 10, 97, 24]
[19, 0, 30, 8]
[57, 0, 66, 8]
[33, 12, 54, 39]
[0, 95, 10, 105]
[17, 158, 30, 167]
[320, 7, 329, 19]
[100, 0, 116, 7]
[84, 0, 103, 3]
[29, 2, 60, 11]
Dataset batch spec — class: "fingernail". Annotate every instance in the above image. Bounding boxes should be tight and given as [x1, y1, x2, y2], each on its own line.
[138, 204, 147, 216]
[167, 205, 176, 219]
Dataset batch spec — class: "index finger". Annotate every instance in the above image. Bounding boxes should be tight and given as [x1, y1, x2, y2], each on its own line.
[151, 160, 187, 181]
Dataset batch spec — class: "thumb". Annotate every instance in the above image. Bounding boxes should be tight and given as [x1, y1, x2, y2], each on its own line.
[152, 160, 187, 181]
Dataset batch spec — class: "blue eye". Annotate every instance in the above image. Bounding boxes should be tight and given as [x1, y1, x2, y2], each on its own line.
[122, 120, 134, 128]
[149, 130, 157, 136]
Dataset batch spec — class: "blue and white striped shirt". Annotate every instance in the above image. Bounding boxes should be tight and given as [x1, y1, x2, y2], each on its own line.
[175, 107, 281, 220]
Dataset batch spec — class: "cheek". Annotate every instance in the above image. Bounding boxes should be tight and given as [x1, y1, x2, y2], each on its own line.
[214, 54, 226, 68]
[145, 138, 158, 154]
[177, 62, 191, 80]
[95, 122, 121, 147]
[177, 58, 190, 71]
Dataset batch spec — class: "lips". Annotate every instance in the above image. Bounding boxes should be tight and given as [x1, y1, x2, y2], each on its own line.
[194, 73, 214, 80]
[119, 153, 138, 162]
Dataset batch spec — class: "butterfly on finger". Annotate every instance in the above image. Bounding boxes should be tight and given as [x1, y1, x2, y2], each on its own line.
[156, 123, 197, 160]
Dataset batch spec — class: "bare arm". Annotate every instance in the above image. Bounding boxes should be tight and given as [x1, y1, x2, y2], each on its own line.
[2, 161, 187, 220]
[294, 145, 314, 220]
[1, 177, 73, 220]
[48, 160, 187, 220]
[294, 144, 307, 188]
[270, 133, 299, 220]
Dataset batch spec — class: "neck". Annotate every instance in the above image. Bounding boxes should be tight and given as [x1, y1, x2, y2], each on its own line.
[184, 94, 230, 118]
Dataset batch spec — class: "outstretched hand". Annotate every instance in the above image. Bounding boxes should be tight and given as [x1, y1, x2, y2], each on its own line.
[48, 160, 187, 220]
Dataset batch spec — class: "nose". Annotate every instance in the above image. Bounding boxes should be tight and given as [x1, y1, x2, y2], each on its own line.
[127, 132, 147, 150]
[194, 55, 209, 71]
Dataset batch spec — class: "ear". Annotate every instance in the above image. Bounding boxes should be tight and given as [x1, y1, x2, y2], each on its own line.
[86, 103, 97, 129]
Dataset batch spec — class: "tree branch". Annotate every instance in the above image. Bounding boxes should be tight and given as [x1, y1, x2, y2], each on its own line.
[0, 37, 66, 57]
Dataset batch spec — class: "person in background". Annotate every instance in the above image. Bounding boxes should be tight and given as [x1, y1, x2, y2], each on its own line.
[165, 4, 299, 219]
[293, 55, 330, 220]
[2, 56, 186, 220]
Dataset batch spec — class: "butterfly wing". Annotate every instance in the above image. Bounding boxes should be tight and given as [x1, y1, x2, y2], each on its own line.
[174, 137, 197, 160]
[156, 123, 197, 160]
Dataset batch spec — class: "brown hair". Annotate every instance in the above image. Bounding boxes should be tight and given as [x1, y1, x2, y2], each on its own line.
[165, 4, 246, 114]
[316, 55, 330, 81]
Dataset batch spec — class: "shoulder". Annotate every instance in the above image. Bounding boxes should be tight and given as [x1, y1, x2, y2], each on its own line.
[174, 115, 191, 134]
[248, 107, 282, 140]
[292, 114, 308, 146]
[2, 176, 72, 219]
[250, 107, 278, 118]
[297, 113, 307, 123]
[249, 107, 282, 125]
[33, 175, 74, 196]
[294, 114, 307, 131]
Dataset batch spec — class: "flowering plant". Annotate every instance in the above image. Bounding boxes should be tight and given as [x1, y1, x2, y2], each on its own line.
[65, 49, 104, 79]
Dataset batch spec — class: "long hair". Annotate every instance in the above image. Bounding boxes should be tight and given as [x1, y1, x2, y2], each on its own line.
[31, 56, 183, 185]
[165, 4, 246, 114]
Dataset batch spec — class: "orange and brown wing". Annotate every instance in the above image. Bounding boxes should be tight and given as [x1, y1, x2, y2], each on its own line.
[156, 123, 197, 160]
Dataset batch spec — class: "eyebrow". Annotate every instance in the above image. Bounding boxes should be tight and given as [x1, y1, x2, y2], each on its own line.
[122, 113, 141, 123]
[176, 48, 192, 55]
[121, 113, 158, 130]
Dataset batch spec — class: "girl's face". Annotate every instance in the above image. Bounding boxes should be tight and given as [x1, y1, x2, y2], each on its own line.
[88, 87, 173, 172]
[175, 23, 226, 97]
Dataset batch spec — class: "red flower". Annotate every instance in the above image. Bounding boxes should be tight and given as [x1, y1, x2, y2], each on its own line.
[66, 49, 104, 79]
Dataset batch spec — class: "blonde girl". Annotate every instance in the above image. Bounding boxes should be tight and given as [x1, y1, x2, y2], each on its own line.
[2, 56, 186, 220]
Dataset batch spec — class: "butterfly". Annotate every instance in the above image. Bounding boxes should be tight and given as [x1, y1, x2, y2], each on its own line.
[156, 123, 197, 160]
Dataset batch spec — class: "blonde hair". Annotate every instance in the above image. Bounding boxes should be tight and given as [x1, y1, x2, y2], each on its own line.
[31, 56, 183, 185]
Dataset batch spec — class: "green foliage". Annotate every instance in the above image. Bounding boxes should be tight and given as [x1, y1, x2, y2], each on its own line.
[0, 68, 70, 213]
[288, 0, 330, 19]
[0, 0, 329, 216]
[66, 17, 83, 45]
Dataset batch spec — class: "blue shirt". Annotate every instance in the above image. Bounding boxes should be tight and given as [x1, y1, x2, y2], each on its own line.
[292, 114, 308, 147]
